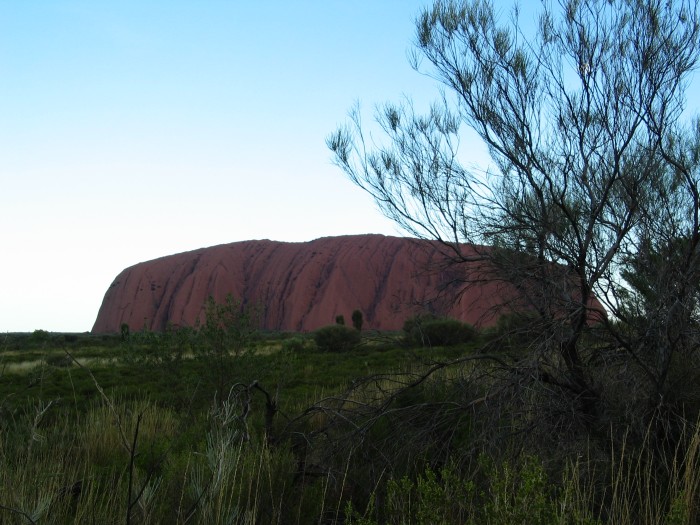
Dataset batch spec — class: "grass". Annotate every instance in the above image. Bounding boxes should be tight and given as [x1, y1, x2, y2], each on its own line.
[1, 330, 699, 524]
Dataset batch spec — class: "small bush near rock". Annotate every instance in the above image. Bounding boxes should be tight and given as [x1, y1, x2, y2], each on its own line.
[351, 309, 364, 331]
[402, 313, 439, 337]
[281, 336, 308, 353]
[313, 324, 361, 352]
[486, 311, 542, 350]
[404, 315, 476, 347]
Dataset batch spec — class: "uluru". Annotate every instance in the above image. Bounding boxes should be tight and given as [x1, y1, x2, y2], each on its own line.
[92, 234, 509, 333]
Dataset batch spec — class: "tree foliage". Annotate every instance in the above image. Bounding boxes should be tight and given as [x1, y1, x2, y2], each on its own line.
[329, 0, 700, 444]
[352, 309, 364, 332]
[197, 294, 258, 359]
[195, 295, 260, 401]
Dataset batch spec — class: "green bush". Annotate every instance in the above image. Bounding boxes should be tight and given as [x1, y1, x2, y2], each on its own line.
[30, 329, 50, 344]
[313, 324, 361, 352]
[402, 313, 438, 336]
[120, 322, 130, 341]
[403, 315, 476, 347]
[281, 336, 308, 353]
[492, 311, 541, 348]
[352, 309, 364, 331]
[344, 457, 569, 525]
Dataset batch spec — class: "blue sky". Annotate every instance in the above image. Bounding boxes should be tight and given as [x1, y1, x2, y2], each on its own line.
[2, 1, 455, 332]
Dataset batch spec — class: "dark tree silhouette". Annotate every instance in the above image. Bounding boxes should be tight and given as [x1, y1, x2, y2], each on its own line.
[328, 0, 700, 445]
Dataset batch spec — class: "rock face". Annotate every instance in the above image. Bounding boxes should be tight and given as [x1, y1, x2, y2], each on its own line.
[92, 234, 511, 333]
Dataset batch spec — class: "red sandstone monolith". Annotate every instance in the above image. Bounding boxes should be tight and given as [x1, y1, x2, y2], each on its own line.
[92, 234, 515, 333]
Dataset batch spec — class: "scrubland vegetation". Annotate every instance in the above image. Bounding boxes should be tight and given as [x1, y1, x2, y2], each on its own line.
[1, 312, 699, 524]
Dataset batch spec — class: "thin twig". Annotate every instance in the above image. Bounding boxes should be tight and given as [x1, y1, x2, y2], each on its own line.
[0, 503, 38, 525]
[64, 350, 131, 453]
[126, 412, 143, 525]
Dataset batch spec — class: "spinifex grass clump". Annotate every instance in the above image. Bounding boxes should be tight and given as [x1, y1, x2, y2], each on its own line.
[0, 399, 177, 524]
[0, 395, 308, 524]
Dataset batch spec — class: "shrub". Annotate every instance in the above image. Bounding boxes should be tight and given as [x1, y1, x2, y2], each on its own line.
[352, 309, 364, 331]
[492, 311, 541, 348]
[402, 313, 439, 337]
[313, 324, 361, 352]
[30, 329, 50, 344]
[120, 322, 130, 342]
[281, 336, 308, 353]
[197, 294, 259, 358]
[404, 315, 476, 347]
[335, 315, 346, 325]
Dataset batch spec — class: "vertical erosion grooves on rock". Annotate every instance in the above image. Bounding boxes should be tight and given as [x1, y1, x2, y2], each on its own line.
[92, 234, 517, 333]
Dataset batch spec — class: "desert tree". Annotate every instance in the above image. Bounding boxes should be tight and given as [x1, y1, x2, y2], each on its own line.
[196, 295, 260, 403]
[328, 0, 700, 439]
[352, 309, 364, 331]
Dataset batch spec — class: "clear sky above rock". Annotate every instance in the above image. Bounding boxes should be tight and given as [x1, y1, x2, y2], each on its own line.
[1, 1, 696, 332]
[0, 1, 436, 331]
